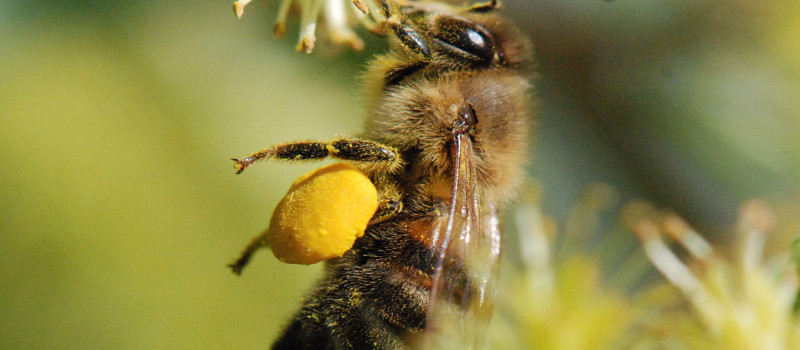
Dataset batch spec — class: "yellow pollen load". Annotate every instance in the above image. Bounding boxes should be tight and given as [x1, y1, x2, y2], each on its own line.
[268, 163, 378, 264]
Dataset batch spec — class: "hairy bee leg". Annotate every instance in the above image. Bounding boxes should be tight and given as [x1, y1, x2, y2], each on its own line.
[384, 61, 428, 86]
[387, 20, 432, 59]
[467, 0, 500, 13]
[230, 139, 405, 274]
[227, 187, 400, 276]
[232, 138, 401, 174]
[375, 2, 432, 86]
[375, 0, 396, 18]
[370, 198, 403, 225]
[228, 228, 269, 275]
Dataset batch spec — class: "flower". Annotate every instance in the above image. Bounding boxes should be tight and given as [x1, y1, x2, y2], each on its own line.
[492, 183, 800, 349]
[489, 184, 641, 349]
[627, 200, 800, 349]
[232, 0, 391, 53]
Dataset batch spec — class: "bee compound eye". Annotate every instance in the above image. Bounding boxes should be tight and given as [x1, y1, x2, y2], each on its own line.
[434, 17, 495, 63]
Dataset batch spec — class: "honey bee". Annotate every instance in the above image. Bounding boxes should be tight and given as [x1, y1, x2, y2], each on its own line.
[228, 0, 534, 348]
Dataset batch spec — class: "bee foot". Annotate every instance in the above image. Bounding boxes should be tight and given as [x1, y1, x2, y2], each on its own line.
[232, 157, 254, 174]
[228, 260, 247, 275]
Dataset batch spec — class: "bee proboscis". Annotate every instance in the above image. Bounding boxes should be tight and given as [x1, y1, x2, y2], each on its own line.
[228, 0, 534, 348]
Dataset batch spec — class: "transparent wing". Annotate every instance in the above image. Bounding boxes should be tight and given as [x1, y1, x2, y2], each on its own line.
[419, 133, 502, 349]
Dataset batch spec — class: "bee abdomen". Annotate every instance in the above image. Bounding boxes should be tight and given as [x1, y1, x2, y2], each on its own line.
[273, 223, 439, 349]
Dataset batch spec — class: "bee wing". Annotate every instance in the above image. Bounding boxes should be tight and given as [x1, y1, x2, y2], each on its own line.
[420, 133, 501, 349]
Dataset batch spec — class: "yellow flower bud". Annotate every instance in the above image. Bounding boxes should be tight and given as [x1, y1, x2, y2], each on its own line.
[268, 163, 378, 264]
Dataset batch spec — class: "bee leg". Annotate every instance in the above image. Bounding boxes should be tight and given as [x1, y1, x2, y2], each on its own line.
[368, 174, 405, 224]
[376, 0, 392, 18]
[386, 19, 432, 60]
[232, 138, 401, 174]
[467, 0, 500, 13]
[384, 61, 428, 87]
[370, 198, 403, 225]
[228, 228, 269, 275]
[327, 138, 401, 168]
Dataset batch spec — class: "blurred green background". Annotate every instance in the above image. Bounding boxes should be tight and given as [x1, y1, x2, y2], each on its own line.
[1, 0, 797, 349]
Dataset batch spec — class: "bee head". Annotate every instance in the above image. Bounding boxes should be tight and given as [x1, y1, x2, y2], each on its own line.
[367, 70, 532, 202]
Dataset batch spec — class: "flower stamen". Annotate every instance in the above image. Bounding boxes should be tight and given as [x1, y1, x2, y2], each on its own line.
[663, 214, 713, 261]
[739, 200, 776, 272]
[232, 0, 253, 18]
